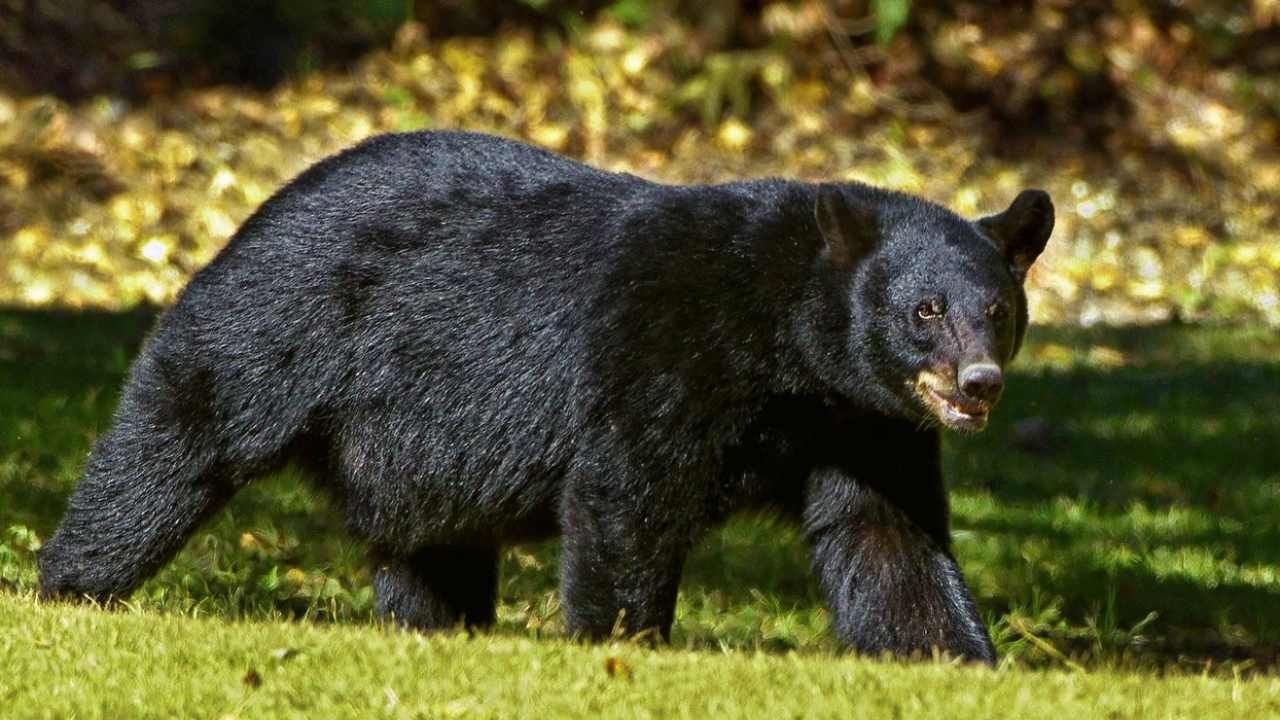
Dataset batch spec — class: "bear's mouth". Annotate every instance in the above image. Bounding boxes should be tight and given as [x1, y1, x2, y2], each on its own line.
[915, 371, 991, 433]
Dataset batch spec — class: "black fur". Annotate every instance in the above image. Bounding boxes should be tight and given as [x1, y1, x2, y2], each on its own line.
[38, 131, 1052, 663]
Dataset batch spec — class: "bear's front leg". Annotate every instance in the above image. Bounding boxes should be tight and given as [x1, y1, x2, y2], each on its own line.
[804, 465, 995, 664]
[558, 480, 697, 643]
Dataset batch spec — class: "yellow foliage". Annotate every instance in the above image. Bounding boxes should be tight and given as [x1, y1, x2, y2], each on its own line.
[716, 118, 753, 151]
[0, 17, 1275, 327]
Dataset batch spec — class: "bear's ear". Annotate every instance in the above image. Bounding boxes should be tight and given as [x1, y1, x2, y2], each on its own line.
[814, 185, 879, 272]
[977, 189, 1055, 283]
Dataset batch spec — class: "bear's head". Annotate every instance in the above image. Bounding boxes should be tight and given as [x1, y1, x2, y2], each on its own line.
[800, 184, 1054, 433]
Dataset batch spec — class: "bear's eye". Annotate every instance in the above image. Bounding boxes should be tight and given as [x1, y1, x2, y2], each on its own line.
[915, 299, 945, 320]
[987, 303, 1008, 321]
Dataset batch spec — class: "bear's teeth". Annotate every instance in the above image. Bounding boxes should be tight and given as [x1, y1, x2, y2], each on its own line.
[924, 385, 988, 425]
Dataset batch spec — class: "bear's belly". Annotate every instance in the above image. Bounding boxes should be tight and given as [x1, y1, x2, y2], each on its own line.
[325, 396, 574, 550]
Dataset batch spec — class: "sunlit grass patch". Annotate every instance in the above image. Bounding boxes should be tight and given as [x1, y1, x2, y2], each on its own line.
[3, 592, 1280, 719]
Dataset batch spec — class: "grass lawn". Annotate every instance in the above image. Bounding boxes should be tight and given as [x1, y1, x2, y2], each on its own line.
[4, 594, 1279, 719]
[1, 308, 1279, 715]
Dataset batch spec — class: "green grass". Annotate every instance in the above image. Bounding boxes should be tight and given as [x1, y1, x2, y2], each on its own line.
[1, 308, 1279, 714]
[4, 594, 1279, 719]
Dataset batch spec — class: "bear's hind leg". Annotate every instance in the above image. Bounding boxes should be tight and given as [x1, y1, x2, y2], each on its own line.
[372, 545, 499, 630]
[37, 400, 232, 602]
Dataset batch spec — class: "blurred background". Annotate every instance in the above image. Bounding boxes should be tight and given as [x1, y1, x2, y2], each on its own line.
[1, 0, 1278, 324]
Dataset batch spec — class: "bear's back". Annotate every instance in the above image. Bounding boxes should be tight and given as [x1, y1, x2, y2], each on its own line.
[131, 133, 677, 544]
[131, 132, 826, 545]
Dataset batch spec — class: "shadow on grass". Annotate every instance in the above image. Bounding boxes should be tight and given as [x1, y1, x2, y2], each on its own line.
[2, 308, 1278, 667]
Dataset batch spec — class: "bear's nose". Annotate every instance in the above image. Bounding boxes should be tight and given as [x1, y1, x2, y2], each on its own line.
[958, 363, 1003, 402]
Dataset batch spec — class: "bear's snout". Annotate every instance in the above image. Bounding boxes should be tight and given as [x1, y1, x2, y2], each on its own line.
[915, 367, 996, 433]
[958, 362, 1004, 404]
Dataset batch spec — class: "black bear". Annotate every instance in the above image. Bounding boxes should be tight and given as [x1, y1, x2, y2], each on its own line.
[38, 131, 1053, 663]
